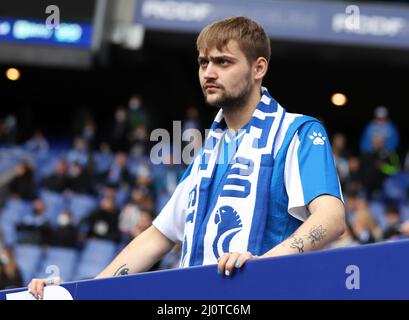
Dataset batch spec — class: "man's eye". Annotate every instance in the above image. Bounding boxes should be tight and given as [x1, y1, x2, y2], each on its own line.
[199, 60, 208, 67]
[219, 60, 230, 65]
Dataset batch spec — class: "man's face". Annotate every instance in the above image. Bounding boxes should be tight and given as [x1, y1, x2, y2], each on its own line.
[198, 40, 254, 109]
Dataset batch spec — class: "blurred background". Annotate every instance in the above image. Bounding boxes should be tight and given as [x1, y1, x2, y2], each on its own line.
[0, 0, 409, 290]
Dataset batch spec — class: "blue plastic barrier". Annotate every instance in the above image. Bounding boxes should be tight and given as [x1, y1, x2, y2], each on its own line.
[1, 239, 409, 299]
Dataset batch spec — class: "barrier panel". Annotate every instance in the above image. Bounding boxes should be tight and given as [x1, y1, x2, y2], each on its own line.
[1, 239, 409, 300]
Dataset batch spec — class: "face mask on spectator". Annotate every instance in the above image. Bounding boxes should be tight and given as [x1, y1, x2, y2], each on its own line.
[58, 213, 71, 227]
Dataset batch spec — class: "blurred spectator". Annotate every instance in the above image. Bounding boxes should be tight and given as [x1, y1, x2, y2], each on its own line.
[79, 197, 120, 243]
[328, 223, 359, 249]
[360, 106, 399, 153]
[133, 163, 155, 196]
[66, 137, 90, 167]
[343, 156, 364, 196]
[383, 206, 402, 240]
[81, 118, 97, 148]
[128, 94, 148, 130]
[48, 210, 79, 248]
[0, 247, 23, 290]
[182, 105, 201, 132]
[400, 221, 409, 238]
[42, 159, 69, 193]
[331, 132, 349, 188]
[129, 124, 149, 158]
[66, 162, 93, 195]
[111, 105, 130, 152]
[8, 162, 37, 201]
[25, 129, 49, 156]
[0, 114, 18, 145]
[132, 209, 153, 238]
[360, 135, 400, 200]
[93, 142, 114, 177]
[351, 206, 383, 244]
[135, 188, 154, 213]
[105, 152, 131, 188]
[118, 190, 155, 242]
[16, 199, 50, 245]
[118, 189, 143, 239]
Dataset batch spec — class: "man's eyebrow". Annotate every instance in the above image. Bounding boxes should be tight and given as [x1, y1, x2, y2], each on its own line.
[198, 55, 237, 61]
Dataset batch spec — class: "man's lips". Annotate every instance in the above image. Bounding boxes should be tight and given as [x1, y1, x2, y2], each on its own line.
[204, 84, 220, 90]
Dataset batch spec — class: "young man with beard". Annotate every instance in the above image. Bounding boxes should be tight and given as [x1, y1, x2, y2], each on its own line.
[29, 16, 345, 299]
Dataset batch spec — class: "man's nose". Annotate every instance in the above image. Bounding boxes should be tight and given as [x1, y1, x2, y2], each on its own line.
[203, 63, 217, 80]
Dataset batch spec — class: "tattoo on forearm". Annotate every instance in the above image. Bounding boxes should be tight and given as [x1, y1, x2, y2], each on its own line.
[113, 264, 130, 276]
[307, 225, 327, 248]
[289, 236, 304, 253]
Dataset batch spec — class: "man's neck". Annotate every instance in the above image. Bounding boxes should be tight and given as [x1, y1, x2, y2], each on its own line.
[222, 87, 262, 132]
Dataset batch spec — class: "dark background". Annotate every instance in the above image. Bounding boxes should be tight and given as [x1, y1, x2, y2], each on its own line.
[1, 30, 408, 156]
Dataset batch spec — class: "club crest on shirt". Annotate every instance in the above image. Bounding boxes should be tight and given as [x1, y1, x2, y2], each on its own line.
[212, 206, 243, 259]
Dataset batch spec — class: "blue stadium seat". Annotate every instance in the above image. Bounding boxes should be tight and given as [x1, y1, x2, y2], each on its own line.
[400, 203, 409, 222]
[0, 199, 32, 247]
[39, 189, 66, 226]
[35, 247, 79, 282]
[14, 244, 44, 285]
[73, 239, 117, 280]
[94, 152, 114, 174]
[368, 201, 387, 230]
[35, 156, 59, 182]
[115, 188, 129, 208]
[67, 194, 98, 224]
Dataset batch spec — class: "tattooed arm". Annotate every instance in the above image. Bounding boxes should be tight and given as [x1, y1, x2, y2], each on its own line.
[217, 195, 345, 275]
[262, 194, 346, 257]
[95, 225, 175, 279]
[28, 225, 174, 299]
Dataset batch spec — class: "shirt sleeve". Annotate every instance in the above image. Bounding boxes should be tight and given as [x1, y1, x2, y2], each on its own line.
[152, 164, 193, 243]
[284, 121, 343, 221]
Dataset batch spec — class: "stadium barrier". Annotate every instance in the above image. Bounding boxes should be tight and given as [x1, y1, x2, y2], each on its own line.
[1, 239, 408, 299]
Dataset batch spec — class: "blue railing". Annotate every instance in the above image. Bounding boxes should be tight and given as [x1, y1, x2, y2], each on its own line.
[1, 239, 409, 299]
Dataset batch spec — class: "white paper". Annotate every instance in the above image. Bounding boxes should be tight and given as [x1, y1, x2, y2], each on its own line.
[6, 290, 36, 300]
[6, 286, 74, 300]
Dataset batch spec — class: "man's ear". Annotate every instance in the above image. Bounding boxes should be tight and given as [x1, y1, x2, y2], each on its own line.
[253, 57, 268, 81]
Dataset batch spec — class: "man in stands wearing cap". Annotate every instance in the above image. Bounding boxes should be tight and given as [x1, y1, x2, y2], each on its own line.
[360, 106, 400, 153]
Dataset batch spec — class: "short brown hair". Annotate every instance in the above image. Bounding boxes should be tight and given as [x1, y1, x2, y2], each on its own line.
[196, 16, 271, 63]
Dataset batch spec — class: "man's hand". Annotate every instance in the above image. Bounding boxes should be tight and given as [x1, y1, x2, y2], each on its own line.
[217, 252, 259, 276]
[28, 276, 64, 300]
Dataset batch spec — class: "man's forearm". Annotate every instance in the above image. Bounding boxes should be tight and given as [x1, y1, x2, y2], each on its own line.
[262, 195, 346, 258]
[95, 225, 175, 279]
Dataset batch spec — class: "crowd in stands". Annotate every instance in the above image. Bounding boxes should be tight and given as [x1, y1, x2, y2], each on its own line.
[330, 106, 409, 248]
[0, 95, 408, 290]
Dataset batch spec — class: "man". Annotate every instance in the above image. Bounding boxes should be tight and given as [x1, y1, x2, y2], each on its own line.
[360, 106, 399, 153]
[28, 16, 345, 299]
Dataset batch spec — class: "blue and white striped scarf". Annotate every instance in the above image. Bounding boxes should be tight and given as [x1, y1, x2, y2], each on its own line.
[180, 87, 287, 266]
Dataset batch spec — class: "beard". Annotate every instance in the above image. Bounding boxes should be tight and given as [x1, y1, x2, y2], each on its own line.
[203, 77, 253, 110]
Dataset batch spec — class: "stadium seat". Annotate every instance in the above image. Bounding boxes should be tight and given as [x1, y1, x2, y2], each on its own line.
[94, 152, 114, 174]
[368, 201, 387, 230]
[35, 156, 59, 182]
[0, 199, 32, 247]
[67, 194, 98, 224]
[35, 246, 79, 282]
[73, 239, 117, 280]
[14, 244, 44, 285]
[400, 203, 409, 222]
[115, 188, 129, 208]
[39, 189, 66, 225]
